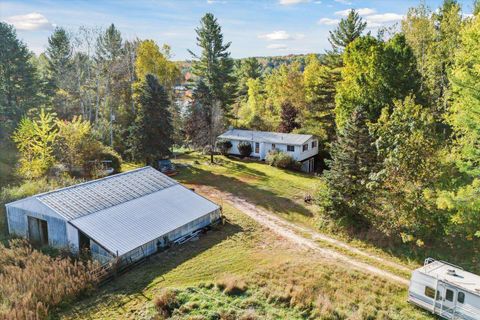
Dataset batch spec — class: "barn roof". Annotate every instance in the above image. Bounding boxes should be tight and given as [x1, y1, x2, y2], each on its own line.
[36, 167, 177, 221]
[71, 184, 219, 255]
[218, 129, 313, 145]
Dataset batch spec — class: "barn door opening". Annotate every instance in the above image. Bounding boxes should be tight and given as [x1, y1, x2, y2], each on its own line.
[27, 216, 48, 246]
[79, 230, 91, 251]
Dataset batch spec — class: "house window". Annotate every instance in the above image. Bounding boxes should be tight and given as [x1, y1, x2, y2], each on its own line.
[255, 142, 259, 153]
[272, 143, 276, 150]
[303, 144, 308, 152]
[287, 145, 294, 152]
[311, 140, 317, 148]
[458, 292, 465, 304]
[446, 289, 454, 302]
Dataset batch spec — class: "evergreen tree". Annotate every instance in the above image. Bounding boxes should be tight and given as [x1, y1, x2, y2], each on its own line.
[323, 106, 377, 225]
[0, 23, 39, 134]
[45, 27, 74, 118]
[46, 28, 72, 88]
[301, 54, 340, 150]
[188, 13, 236, 116]
[278, 101, 299, 133]
[329, 9, 367, 52]
[184, 79, 214, 149]
[129, 74, 173, 166]
[235, 57, 262, 97]
[188, 13, 236, 162]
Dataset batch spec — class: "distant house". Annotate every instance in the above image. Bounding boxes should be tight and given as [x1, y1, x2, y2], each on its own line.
[5, 167, 220, 264]
[218, 129, 318, 172]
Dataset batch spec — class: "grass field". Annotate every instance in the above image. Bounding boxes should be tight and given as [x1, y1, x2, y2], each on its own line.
[170, 152, 479, 274]
[58, 203, 432, 320]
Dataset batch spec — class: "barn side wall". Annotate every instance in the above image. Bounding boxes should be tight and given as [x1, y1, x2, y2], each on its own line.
[119, 208, 221, 264]
[6, 206, 69, 248]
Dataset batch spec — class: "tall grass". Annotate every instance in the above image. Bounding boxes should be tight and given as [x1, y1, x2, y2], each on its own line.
[0, 239, 100, 319]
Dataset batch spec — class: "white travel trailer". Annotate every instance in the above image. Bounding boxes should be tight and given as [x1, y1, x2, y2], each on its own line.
[408, 258, 480, 320]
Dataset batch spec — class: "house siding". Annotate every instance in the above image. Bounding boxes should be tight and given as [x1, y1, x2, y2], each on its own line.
[224, 137, 318, 164]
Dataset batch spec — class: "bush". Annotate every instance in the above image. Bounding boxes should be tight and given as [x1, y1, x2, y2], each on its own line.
[154, 288, 180, 317]
[0, 240, 100, 319]
[216, 275, 248, 296]
[265, 150, 301, 171]
[99, 147, 122, 173]
[238, 141, 252, 158]
[216, 139, 232, 155]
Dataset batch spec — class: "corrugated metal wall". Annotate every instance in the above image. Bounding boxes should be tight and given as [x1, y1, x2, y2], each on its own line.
[119, 208, 221, 264]
[6, 206, 69, 247]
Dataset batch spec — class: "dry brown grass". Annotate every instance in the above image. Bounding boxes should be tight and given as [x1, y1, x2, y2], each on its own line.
[216, 274, 248, 296]
[0, 240, 99, 320]
[153, 288, 179, 318]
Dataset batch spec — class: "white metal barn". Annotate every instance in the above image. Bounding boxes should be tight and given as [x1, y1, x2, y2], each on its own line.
[5, 167, 221, 264]
[408, 258, 480, 320]
[217, 128, 319, 172]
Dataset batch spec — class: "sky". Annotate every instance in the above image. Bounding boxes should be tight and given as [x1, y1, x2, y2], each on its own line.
[0, 0, 475, 60]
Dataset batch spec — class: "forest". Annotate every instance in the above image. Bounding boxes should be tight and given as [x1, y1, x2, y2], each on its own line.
[1, 0, 480, 267]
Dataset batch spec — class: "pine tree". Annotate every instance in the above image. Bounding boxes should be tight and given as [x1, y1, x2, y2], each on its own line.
[129, 74, 173, 167]
[323, 106, 378, 225]
[329, 9, 367, 52]
[0, 23, 39, 134]
[188, 13, 236, 162]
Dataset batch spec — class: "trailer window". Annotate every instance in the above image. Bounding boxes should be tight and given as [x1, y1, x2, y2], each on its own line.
[446, 289, 454, 302]
[424, 286, 440, 299]
[458, 292, 465, 304]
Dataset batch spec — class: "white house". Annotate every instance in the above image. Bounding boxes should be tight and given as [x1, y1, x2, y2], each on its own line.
[5, 167, 221, 264]
[217, 129, 318, 172]
[408, 258, 480, 319]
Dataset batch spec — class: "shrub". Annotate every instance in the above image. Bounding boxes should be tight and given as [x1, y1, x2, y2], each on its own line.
[237, 142, 252, 158]
[216, 275, 248, 296]
[265, 150, 301, 171]
[0, 240, 100, 319]
[99, 147, 122, 173]
[216, 140, 232, 155]
[154, 288, 180, 317]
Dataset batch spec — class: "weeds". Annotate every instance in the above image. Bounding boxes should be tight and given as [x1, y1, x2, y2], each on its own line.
[216, 275, 248, 296]
[0, 239, 99, 319]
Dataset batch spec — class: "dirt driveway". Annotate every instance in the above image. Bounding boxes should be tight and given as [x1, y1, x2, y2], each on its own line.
[194, 185, 411, 286]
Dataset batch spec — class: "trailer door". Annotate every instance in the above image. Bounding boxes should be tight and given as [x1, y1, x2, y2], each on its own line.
[439, 284, 457, 318]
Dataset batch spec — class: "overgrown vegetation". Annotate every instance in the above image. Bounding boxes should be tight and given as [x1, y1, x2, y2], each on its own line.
[0, 240, 99, 319]
[265, 149, 301, 170]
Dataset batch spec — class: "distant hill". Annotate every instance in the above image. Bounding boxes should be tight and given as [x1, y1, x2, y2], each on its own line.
[175, 53, 324, 82]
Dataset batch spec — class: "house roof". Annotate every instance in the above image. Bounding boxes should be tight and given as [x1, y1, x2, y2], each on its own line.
[418, 260, 480, 296]
[71, 184, 219, 256]
[218, 129, 313, 145]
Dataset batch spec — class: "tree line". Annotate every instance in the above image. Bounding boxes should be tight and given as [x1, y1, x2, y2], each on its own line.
[1, 0, 480, 245]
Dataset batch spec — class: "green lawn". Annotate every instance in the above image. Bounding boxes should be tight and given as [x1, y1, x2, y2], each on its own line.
[173, 151, 321, 228]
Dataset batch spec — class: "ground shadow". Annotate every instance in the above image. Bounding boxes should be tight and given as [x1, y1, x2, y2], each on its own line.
[56, 220, 243, 317]
[178, 165, 314, 218]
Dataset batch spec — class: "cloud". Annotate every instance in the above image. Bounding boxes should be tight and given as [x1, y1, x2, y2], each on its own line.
[335, 8, 376, 16]
[365, 13, 403, 27]
[3, 12, 53, 31]
[279, 0, 310, 5]
[267, 43, 288, 50]
[318, 18, 340, 25]
[258, 30, 304, 41]
[334, 0, 352, 5]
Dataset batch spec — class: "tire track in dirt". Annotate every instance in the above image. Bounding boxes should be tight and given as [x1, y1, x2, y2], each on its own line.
[194, 185, 410, 286]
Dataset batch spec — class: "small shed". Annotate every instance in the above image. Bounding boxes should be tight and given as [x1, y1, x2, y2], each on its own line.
[408, 258, 480, 319]
[5, 167, 221, 264]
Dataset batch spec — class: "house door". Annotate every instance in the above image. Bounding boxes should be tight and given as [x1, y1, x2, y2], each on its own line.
[255, 142, 259, 154]
[439, 284, 457, 317]
[27, 216, 48, 246]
